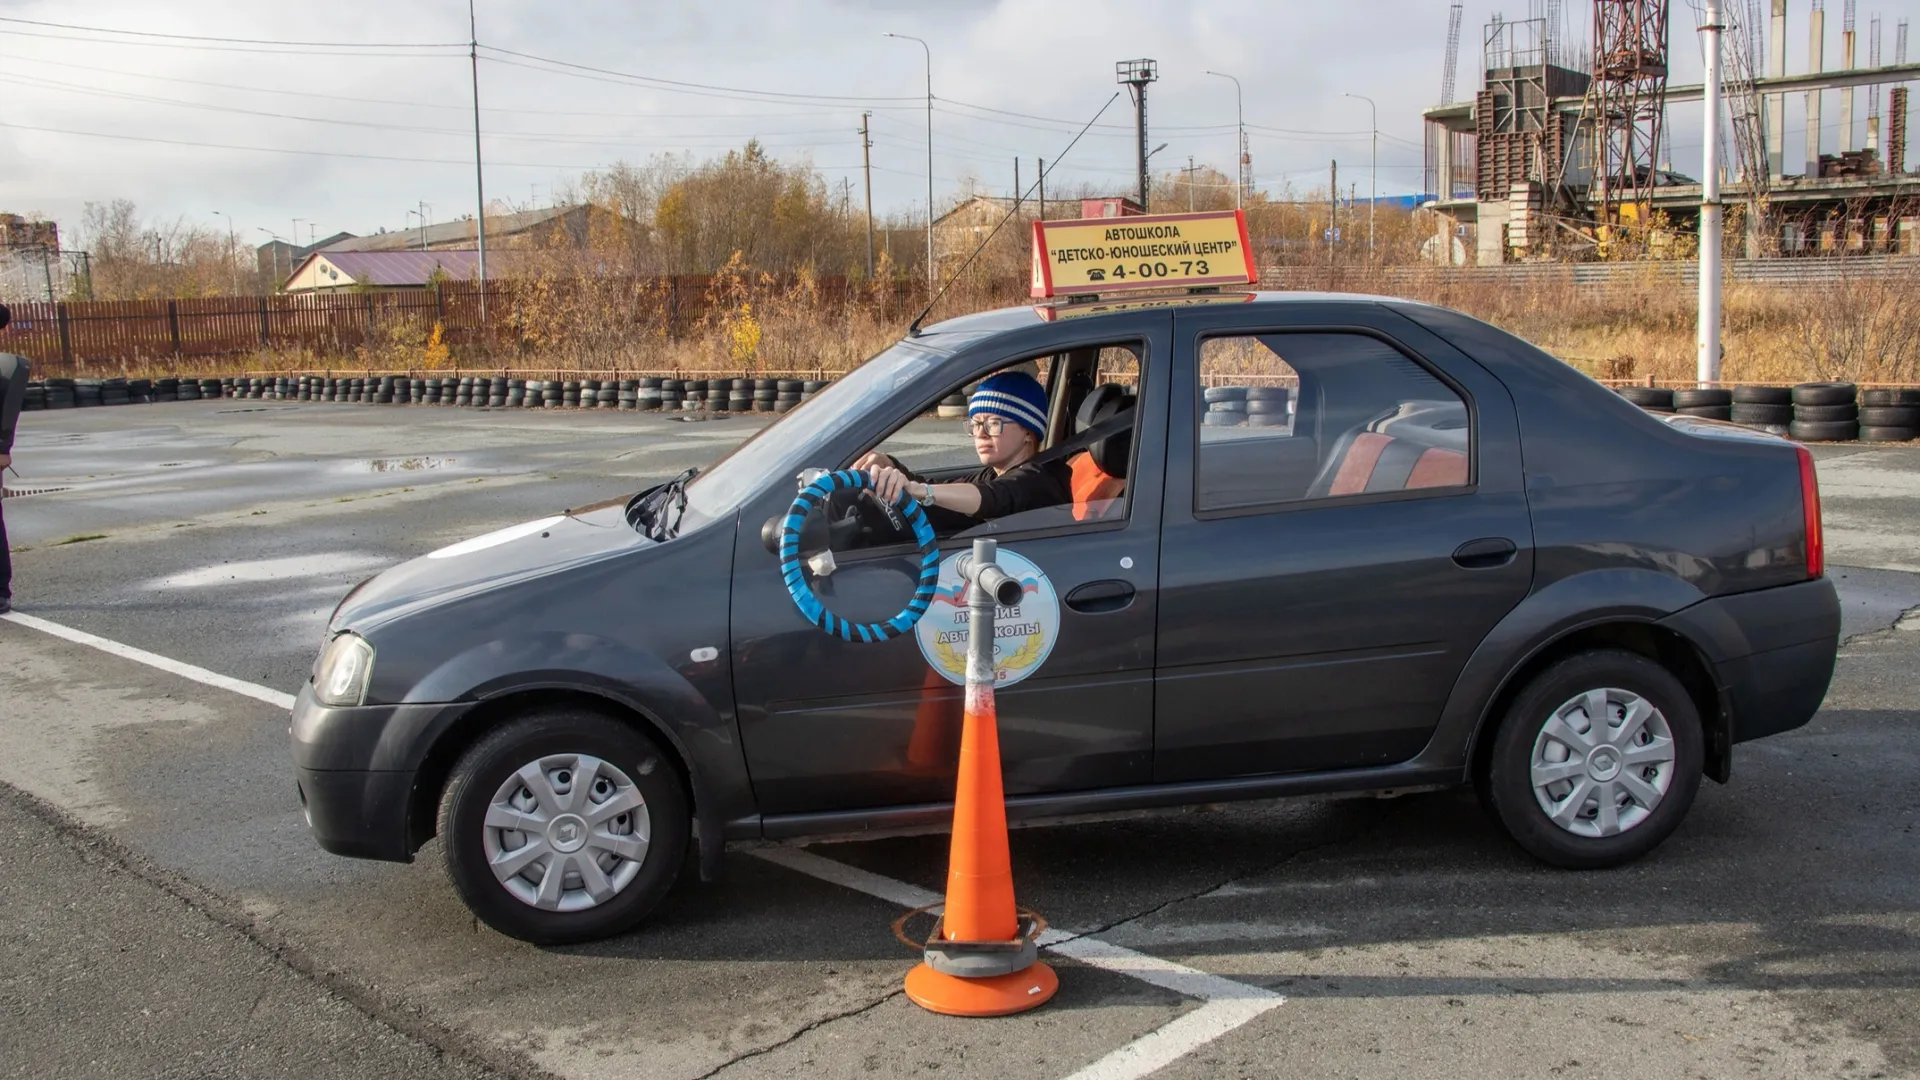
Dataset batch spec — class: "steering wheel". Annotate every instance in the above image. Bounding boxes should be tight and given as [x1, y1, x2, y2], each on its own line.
[779, 469, 940, 642]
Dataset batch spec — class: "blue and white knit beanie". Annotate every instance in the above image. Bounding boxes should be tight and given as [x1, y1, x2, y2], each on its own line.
[969, 371, 1048, 439]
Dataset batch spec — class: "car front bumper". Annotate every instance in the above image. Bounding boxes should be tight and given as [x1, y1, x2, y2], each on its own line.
[289, 683, 473, 863]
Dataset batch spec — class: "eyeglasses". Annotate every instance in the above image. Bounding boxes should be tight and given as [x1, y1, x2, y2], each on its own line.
[966, 416, 1010, 436]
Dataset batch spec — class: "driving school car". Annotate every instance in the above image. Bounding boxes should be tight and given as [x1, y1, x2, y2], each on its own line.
[292, 291, 1840, 944]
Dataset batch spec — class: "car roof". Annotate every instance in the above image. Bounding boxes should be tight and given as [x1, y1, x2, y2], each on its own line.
[916, 290, 1413, 339]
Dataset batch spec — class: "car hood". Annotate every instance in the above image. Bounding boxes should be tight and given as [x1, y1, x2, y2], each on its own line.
[329, 502, 657, 633]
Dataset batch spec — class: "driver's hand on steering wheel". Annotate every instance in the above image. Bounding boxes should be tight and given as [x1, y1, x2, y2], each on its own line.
[865, 464, 912, 505]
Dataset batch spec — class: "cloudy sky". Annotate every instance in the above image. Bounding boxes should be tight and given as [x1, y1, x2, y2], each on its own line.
[1, 0, 1915, 248]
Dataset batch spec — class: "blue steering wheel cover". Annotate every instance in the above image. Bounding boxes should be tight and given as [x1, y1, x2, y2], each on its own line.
[779, 469, 940, 642]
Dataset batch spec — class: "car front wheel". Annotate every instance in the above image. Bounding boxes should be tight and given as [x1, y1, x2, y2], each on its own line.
[437, 708, 688, 944]
[1484, 650, 1703, 869]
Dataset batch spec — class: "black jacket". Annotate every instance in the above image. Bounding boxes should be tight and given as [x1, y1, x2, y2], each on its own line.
[902, 456, 1072, 533]
[0, 352, 27, 456]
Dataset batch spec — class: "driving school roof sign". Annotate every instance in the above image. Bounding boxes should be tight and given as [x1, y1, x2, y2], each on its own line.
[1030, 209, 1256, 298]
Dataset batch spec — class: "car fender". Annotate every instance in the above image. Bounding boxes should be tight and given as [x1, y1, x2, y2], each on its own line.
[1412, 567, 1713, 775]
[400, 630, 739, 876]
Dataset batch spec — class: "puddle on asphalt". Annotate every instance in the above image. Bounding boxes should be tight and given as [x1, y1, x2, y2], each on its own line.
[352, 456, 457, 473]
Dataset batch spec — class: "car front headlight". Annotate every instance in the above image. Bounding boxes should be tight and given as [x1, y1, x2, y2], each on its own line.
[313, 632, 375, 707]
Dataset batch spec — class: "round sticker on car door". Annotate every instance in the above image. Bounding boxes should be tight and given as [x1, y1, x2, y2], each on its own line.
[915, 549, 1060, 687]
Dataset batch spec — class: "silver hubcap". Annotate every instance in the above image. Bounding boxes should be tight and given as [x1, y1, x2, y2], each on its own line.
[483, 754, 650, 912]
[1530, 687, 1676, 839]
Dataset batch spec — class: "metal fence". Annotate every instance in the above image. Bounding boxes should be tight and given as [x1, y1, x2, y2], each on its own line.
[1382, 254, 1920, 291]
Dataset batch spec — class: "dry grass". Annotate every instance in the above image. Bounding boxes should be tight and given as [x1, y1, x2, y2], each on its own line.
[70, 250, 1920, 389]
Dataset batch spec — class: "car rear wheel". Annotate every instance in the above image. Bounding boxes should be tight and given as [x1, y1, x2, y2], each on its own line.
[1484, 650, 1702, 869]
[438, 708, 688, 944]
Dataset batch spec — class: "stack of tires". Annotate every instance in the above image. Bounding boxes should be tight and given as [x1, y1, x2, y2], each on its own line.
[726, 379, 750, 413]
[154, 377, 180, 403]
[1857, 387, 1920, 442]
[1617, 386, 1674, 412]
[936, 391, 967, 418]
[751, 379, 777, 412]
[1202, 385, 1247, 426]
[1671, 388, 1730, 420]
[659, 378, 683, 410]
[43, 378, 75, 409]
[1789, 381, 1858, 443]
[1245, 386, 1290, 427]
[1729, 387, 1792, 433]
[773, 380, 803, 413]
[638, 377, 664, 410]
[22, 381, 46, 411]
[128, 378, 152, 404]
[100, 378, 131, 407]
[801, 379, 827, 402]
[595, 378, 619, 409]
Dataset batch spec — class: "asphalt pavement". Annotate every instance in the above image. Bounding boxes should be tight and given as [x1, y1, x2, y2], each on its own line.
[1, 400, 1915, 1079]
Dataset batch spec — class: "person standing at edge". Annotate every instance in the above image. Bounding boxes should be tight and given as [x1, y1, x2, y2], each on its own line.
[0, 302, 28, 614]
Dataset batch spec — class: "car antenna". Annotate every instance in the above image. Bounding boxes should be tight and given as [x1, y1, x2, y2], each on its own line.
[907, 92, 1122, 338]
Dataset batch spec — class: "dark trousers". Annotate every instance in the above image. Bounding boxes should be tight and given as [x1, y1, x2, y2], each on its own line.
[0, 494, 10, 606]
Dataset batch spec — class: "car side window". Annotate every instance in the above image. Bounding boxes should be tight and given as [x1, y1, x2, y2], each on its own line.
[858, 343, 1144, 538]
[1196, 333, 1469, 512]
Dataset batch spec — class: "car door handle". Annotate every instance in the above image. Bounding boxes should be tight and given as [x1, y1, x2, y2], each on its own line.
[1065, 579, 1136, 614]
[1452, 537, 1518, 569]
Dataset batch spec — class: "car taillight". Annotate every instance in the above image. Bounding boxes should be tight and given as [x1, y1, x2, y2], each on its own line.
[1796, 444, 1823, 579]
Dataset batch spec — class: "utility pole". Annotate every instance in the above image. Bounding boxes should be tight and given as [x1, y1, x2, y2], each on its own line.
[1013, 158, 1021, 214]
[884, 33, 934, 296]
[1343, 93, 1378, 257]
[1182, 156, 1198, 212]
[1699, 0, 1725, 386]
[860, 111, 875, 278]
[1205, 71, 1247, 208]
[1117, 59, 1159, 211]
[1328, 159, 1338, 285]
[1036, 158, 1045, 221]
[211, 210, 237, 293]
[469, 0, 489, 327]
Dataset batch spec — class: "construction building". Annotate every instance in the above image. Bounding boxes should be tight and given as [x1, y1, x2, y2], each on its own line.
[1423, 1, 1920, 264]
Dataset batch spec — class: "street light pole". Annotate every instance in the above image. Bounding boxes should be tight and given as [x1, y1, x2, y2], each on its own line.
[1342, 93, 1377, 257]
[1698, 0, 1725, 386]
[1205, 70, 1246, 209]
[885, 33, 934, 297]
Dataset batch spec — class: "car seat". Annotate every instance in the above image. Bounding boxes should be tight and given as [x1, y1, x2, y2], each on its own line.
[1066, 383, 1134, 521]
[1303, 399, 1468, 499]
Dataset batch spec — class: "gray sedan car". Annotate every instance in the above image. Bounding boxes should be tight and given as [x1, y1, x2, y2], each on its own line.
[291, 292, 1839, 943]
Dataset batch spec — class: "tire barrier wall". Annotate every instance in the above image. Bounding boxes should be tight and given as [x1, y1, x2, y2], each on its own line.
[1617, 381, 1920, 443]
[16, 374, 835, 416]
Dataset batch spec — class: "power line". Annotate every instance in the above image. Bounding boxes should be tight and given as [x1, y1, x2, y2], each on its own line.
[0, 14, 464, 48]
[0, 27, 458, 58]
[0, 51, 875, 121]
[480, 44, 922, 105]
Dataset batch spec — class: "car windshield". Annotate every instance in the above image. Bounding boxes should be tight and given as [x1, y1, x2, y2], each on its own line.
[676, 336, 963, 530]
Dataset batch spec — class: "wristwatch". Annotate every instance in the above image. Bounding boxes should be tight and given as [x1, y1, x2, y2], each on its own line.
[912, 481, 936, 506]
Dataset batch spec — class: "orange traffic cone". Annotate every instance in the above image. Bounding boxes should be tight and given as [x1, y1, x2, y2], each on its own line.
[903, 544, 1057, 1017]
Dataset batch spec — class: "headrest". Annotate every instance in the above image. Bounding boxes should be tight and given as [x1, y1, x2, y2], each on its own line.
[1075, 382, 1136, 479]
[1367, 399, 1467, 452]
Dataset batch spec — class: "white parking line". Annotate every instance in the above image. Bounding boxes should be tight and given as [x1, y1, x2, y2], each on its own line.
[1, 613, 1280, 1079]
[748, 847, 1284, 1080]
[1, 612, 298, 710]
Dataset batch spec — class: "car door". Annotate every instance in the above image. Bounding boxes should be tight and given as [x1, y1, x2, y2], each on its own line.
[729, 321, 1171, 818]
[1153, 304, 1533, 782]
